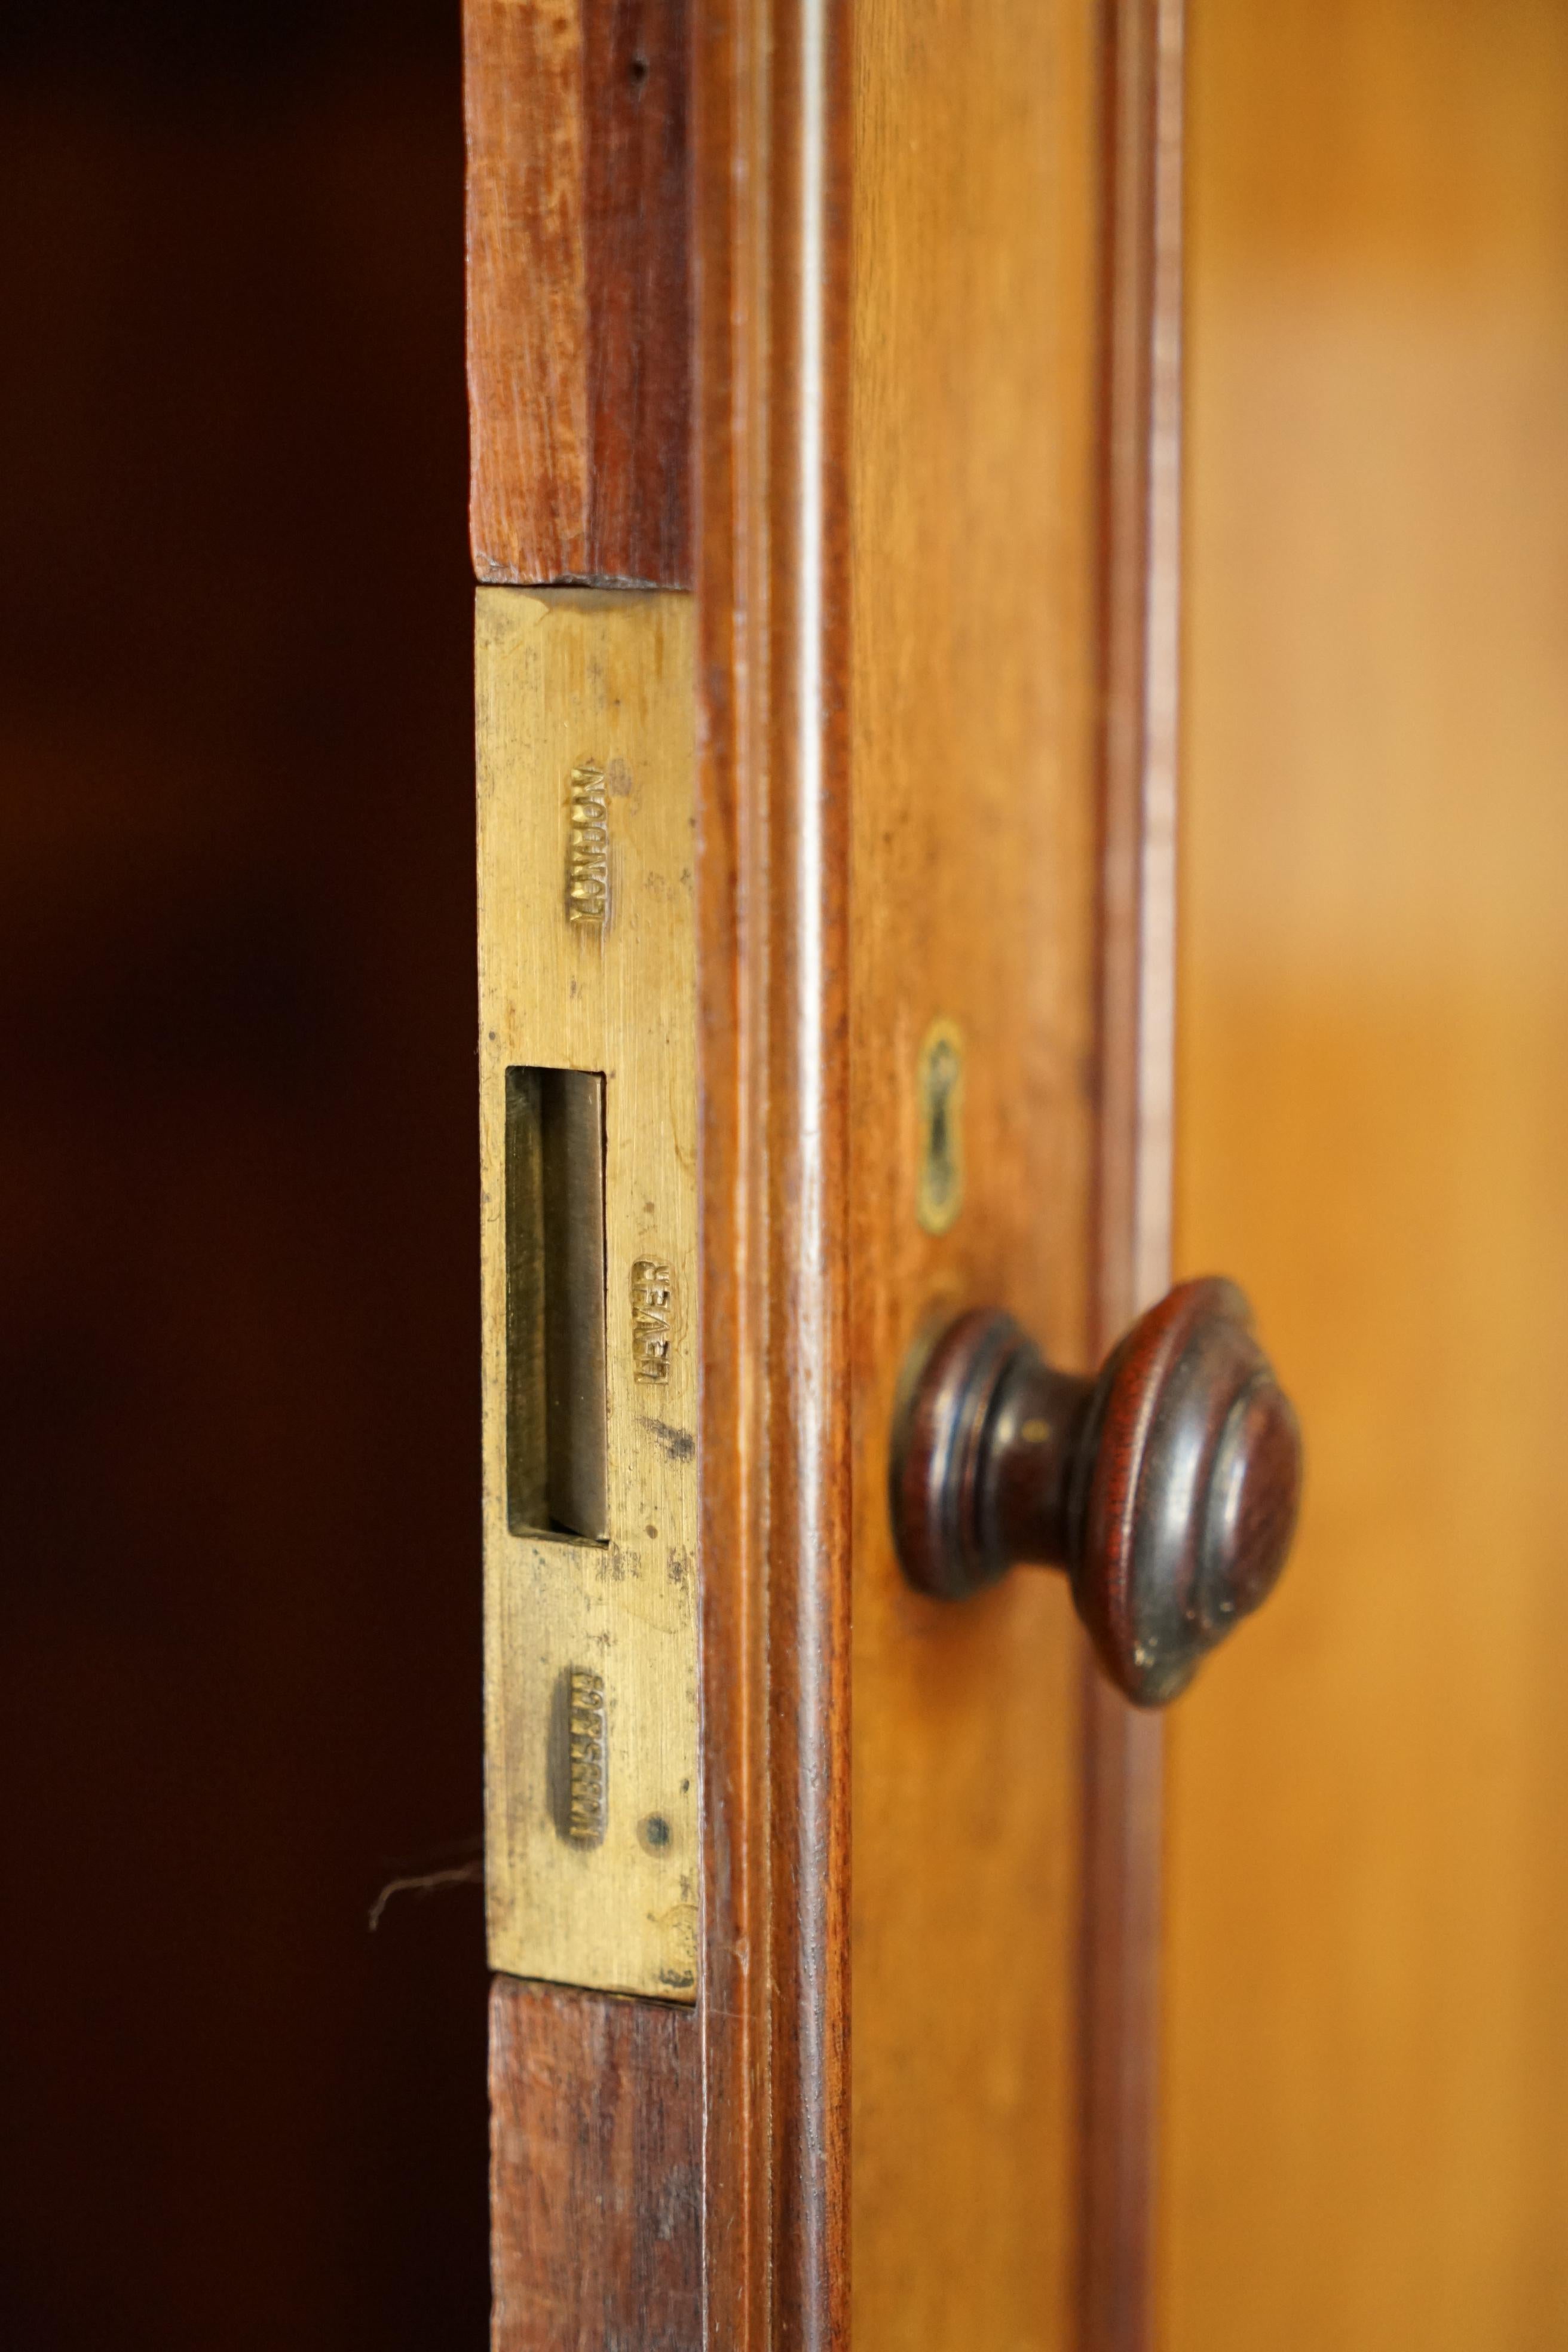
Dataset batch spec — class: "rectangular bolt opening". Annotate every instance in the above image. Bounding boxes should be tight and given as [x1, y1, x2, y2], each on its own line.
[504, 1067, 609, 1542]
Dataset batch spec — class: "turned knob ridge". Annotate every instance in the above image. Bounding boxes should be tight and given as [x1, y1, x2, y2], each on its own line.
[889, 1278, 1301, 1705]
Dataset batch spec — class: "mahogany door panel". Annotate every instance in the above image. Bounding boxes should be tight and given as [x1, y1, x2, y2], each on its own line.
[849, 1, 1101, 2341]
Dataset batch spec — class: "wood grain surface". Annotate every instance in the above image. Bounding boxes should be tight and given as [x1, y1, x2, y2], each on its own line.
[849, 2, 1103, 2344]
[465, 0, 691, 587]
[1165, 1, 1568, 2344]
[692, 1, 854, 2344]
[489, 1976, 700, 2350]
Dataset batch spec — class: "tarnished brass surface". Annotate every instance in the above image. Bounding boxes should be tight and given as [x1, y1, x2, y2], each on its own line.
[478, 586, 697, 2000]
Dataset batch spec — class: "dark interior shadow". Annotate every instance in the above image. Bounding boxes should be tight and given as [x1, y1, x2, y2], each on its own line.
[0, 3, 487, 2342]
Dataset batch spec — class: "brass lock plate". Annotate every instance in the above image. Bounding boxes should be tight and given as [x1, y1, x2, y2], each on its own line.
[477, 587, 697, 2000]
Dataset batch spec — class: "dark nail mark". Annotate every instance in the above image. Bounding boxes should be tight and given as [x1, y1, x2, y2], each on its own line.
[637, 1416, 695, 1463]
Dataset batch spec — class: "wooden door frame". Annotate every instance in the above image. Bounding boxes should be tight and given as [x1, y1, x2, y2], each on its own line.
[470, 0, 1183, 2342]
[693, 1, 852, 2344]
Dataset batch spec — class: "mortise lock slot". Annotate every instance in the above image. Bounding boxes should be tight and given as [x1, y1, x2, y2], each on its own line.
[504, 1065, 609, 1543]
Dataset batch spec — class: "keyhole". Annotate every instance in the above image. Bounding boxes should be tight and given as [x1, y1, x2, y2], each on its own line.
[917, 1020, 965, 1235]
[928, 1043, 956, 1166]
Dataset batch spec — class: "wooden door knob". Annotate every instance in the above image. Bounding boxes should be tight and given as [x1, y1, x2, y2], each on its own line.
[890, 1278, 1301, 1705]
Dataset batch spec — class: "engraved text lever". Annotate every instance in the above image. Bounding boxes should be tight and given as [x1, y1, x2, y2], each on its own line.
[889, 1279, 1302, 1705]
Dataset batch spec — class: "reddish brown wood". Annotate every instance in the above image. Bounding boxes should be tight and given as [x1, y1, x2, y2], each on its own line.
[890, 1283, 1300, 1704]
[1076, 1279, 1298, 1699]
[489, 1978, 701, 2351]
[688, 13, 767, 2342]
[464, 0, 691, 587]
[1084, 0, 1186, 2341]
[889, 1311, 1094, 1603]
[693, 2, 853, 2348]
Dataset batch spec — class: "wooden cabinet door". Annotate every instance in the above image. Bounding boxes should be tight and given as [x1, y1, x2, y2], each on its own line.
[466, 2, 1185, 2345]
[1166, 7, 1568, 2345]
